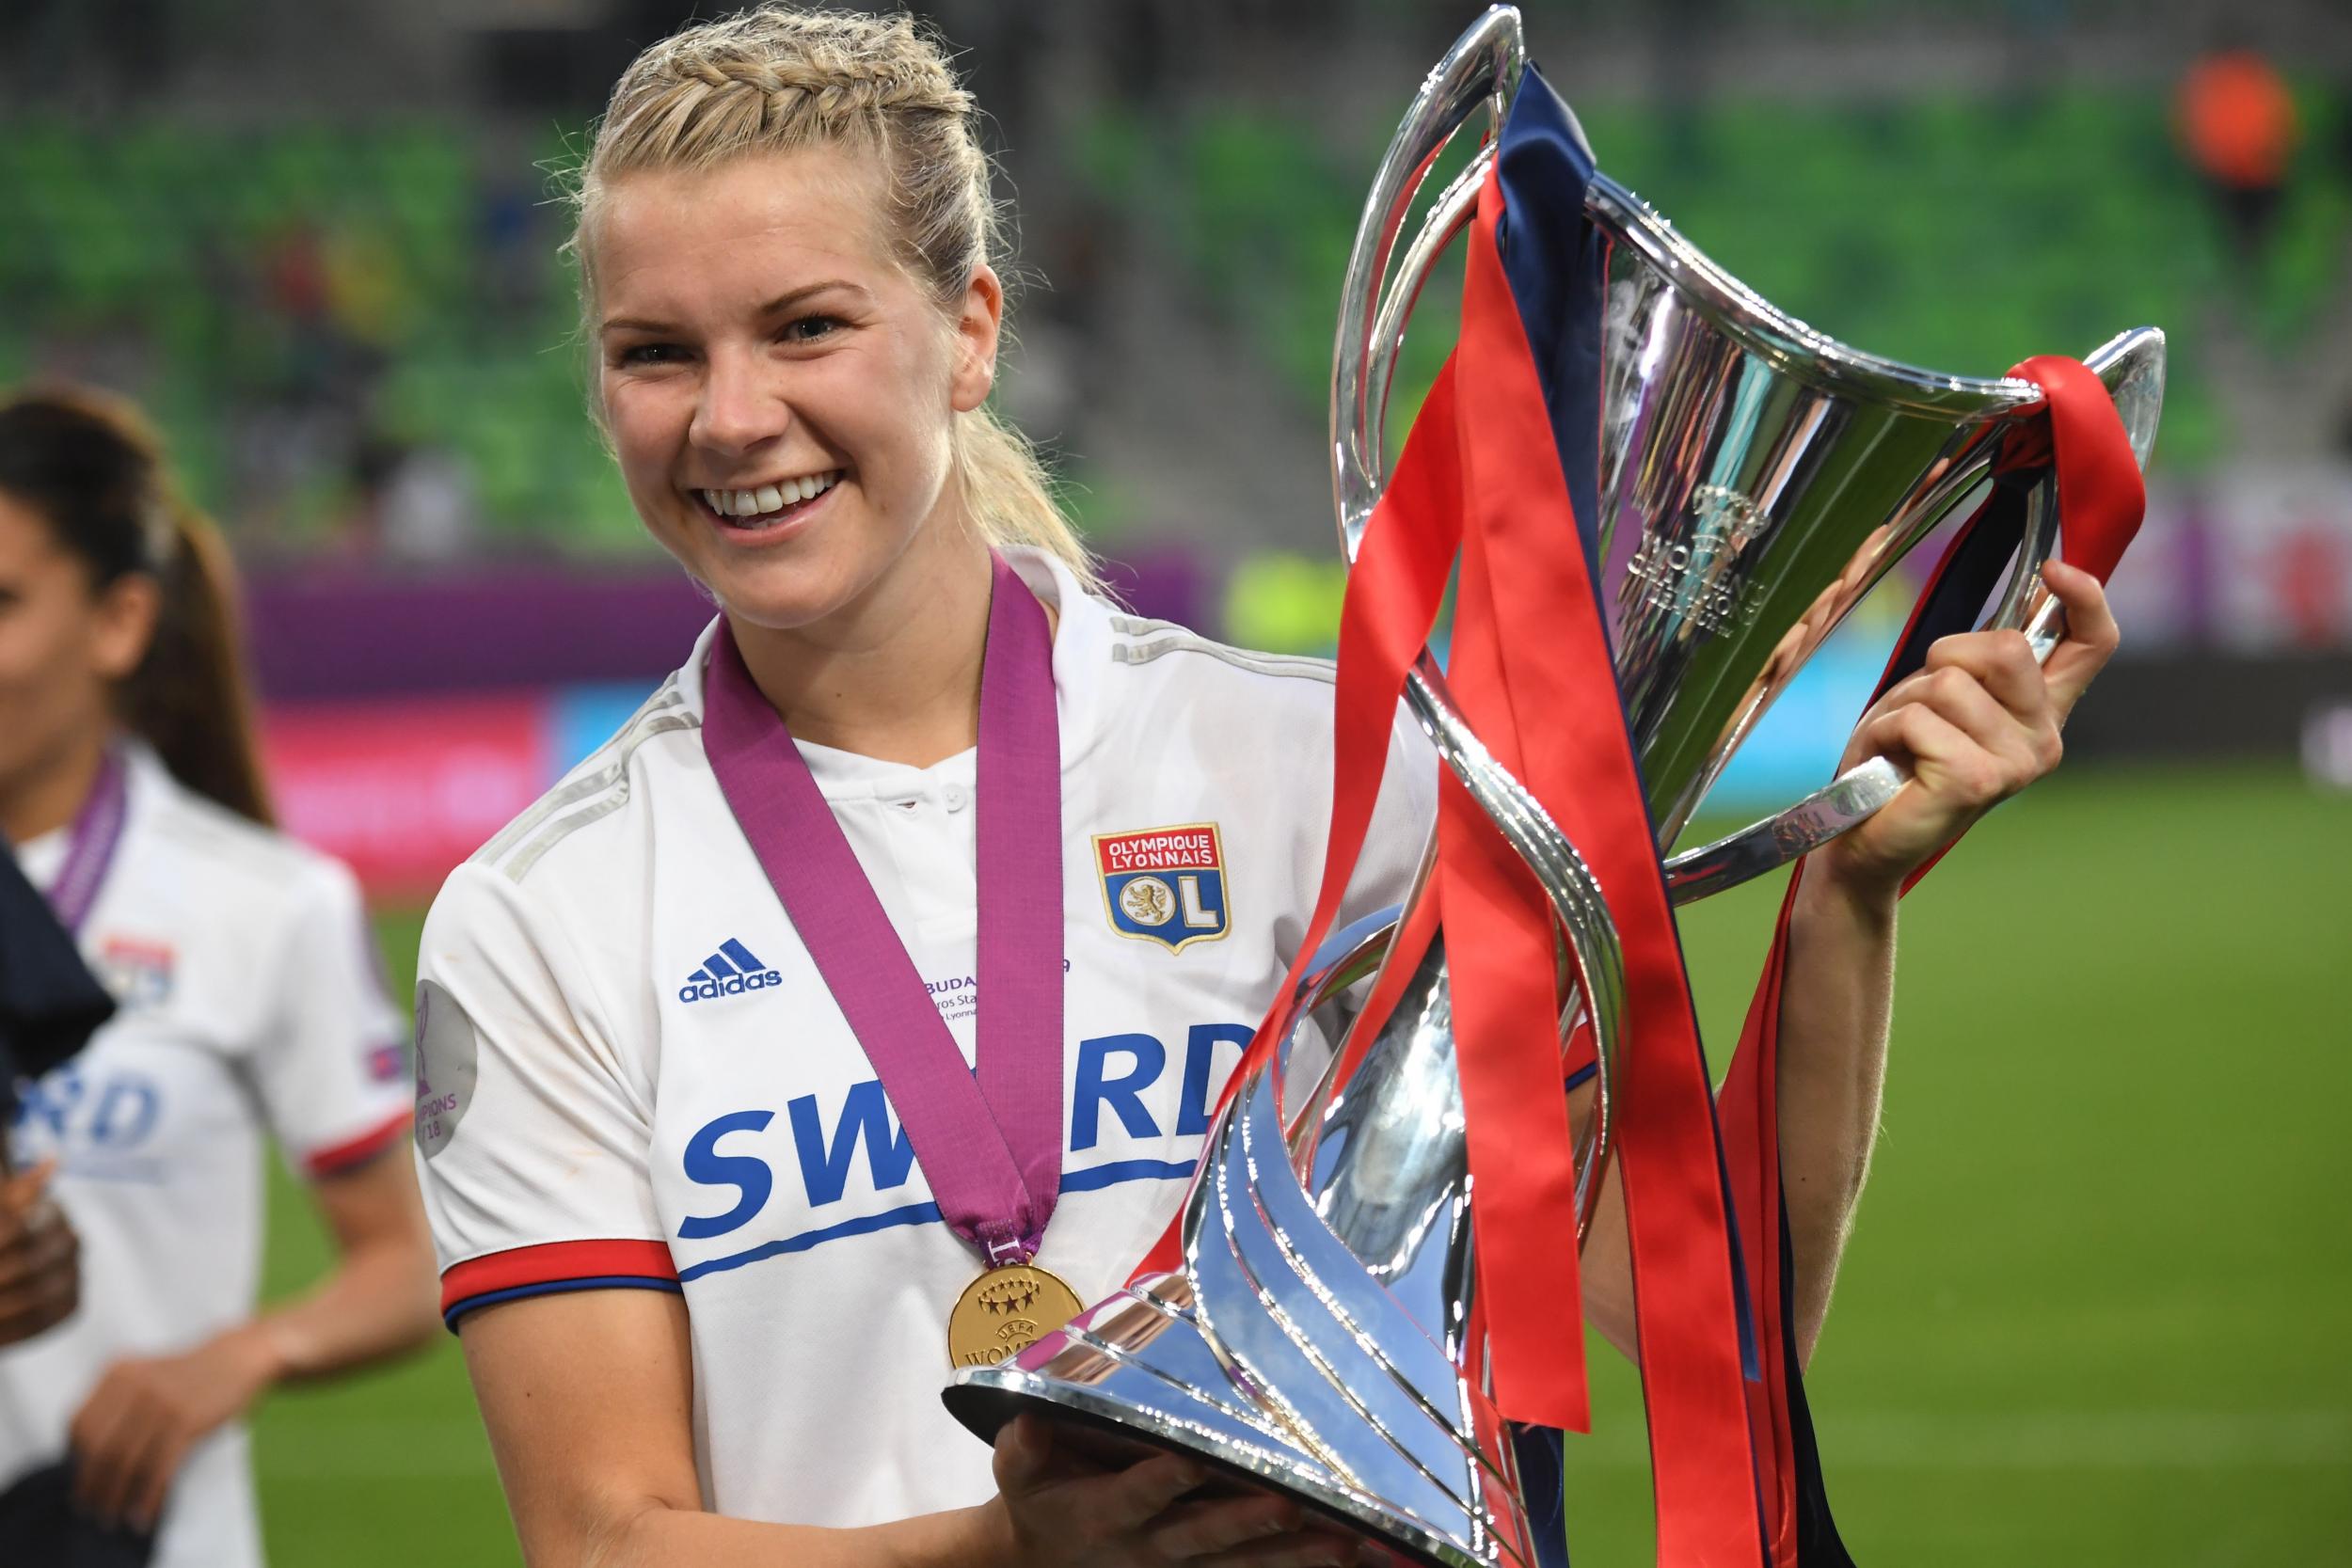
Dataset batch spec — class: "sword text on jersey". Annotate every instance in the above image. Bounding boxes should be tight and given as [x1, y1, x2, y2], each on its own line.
[674, 1022, 1252, 1244]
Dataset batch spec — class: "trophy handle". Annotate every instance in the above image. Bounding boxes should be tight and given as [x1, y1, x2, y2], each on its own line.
[1331, 3, 1524, 562]
[1660, 327, 2165, 904]
[1324, 4, 1625, 1235]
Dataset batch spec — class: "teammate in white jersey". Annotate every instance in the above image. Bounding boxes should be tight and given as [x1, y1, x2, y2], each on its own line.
[0, 389, 441, 1564]
[420, 9, 2117, 1567]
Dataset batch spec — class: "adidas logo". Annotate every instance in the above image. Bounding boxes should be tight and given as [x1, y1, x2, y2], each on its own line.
[677, 939, 784, 1005]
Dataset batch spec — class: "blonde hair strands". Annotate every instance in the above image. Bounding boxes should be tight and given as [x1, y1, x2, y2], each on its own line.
[571, 6, 1097, 588]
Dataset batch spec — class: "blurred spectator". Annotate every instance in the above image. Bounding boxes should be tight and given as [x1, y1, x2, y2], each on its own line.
[340, 437, 477, 564]
[322, 219, 411, 349]
[2176, 40, 2299, 274]
[476, 177, 546, 318]
[2273, 523, 2349, 648]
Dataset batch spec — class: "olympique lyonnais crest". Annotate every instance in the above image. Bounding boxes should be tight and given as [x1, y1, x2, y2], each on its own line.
[1093, 823, 1230, 952]
[94, 935, 174, 1008]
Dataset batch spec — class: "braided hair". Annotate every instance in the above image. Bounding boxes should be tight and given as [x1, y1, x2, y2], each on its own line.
[569, 7, 1093, 587]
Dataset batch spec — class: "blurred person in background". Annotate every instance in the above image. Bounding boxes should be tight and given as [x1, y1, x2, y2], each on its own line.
[2176, 32, 2299, 277]
[413, 8, 2119, 1567]
[0, 388, 440, 1564]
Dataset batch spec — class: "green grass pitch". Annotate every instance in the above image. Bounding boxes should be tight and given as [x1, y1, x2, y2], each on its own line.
[245, 763, 2350, 1564]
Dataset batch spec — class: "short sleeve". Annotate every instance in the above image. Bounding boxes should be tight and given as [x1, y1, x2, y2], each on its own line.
[246, 857, 411, 1180]
[414, 863, 677, 1329]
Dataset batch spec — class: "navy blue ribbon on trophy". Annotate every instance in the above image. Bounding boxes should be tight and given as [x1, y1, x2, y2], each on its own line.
[1484, 67, 1777, 1568]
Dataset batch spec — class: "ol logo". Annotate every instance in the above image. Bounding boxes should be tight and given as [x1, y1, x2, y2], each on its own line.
[1093, 823, 1229, 952]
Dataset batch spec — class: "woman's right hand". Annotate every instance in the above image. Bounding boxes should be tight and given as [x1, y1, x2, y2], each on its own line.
[989, 1415, 1361, 1568]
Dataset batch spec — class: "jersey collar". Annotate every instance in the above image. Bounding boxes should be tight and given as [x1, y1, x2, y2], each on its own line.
[677, 547, 1116, 796]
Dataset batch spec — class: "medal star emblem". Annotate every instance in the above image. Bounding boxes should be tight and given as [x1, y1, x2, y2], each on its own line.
[981, 1275, 1042, 1316]
[949, 1264, 1085, 1368]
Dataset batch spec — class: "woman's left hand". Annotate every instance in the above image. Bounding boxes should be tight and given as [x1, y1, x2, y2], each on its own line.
[1816, 559, 2120, 896]
[70, 1325, 281, 1531]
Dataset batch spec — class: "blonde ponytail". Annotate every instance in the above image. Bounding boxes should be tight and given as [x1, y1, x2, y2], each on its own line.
[572, 5, 1102, 591]
[954, 404, 1086, 575]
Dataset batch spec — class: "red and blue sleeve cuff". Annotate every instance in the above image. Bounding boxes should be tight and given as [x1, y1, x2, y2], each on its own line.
[302, 1109, 413, 1180]
[439, 1239, 682, 1330]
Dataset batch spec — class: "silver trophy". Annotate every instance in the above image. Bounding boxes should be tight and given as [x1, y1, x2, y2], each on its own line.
[946, 8, 2163, 1564]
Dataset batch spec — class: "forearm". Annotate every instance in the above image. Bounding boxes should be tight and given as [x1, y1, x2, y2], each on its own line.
[1573, 863, 1896, 1365]
[1579, 568, 2114, 1366]
[596, 1497, 1009, 1568]
[1772, 859, 1898, 1362]
[226, 1228, 438, 1387]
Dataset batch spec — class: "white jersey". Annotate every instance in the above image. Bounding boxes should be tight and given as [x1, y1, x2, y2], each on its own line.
[415, 550, 1436, 1528]
[1, 745, 411, 1568]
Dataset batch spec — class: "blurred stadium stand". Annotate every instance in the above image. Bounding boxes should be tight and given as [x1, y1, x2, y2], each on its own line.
[3, 0, 2349, 888]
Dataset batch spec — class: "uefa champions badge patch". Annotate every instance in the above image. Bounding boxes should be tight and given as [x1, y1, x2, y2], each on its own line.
[1093, 823, 1230, 952]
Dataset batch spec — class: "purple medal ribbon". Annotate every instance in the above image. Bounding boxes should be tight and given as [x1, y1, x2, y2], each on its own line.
[701, 554, 1064, 1266]
[41, 748, 129, 936]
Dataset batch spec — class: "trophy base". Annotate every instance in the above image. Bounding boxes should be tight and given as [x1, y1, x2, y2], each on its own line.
[944, 1275, 1512, 1568]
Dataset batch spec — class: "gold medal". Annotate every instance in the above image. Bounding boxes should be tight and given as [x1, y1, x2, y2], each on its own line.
[947, 1262, 1084, 1369]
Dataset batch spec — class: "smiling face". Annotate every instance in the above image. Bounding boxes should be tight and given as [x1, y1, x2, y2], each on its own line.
[591, 143, 1001, 636]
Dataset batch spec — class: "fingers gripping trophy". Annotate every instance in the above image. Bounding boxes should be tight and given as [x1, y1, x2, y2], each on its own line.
[946, 8, 2163, 1565]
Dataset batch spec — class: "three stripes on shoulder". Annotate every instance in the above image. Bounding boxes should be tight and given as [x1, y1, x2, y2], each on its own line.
[476, 675, 696, 884]
[1106, 612, 1335, 685]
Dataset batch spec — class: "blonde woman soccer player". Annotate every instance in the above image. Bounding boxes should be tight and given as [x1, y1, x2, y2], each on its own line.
[0, 389, 440, 1563]
[414, 9, 2119, 1565]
